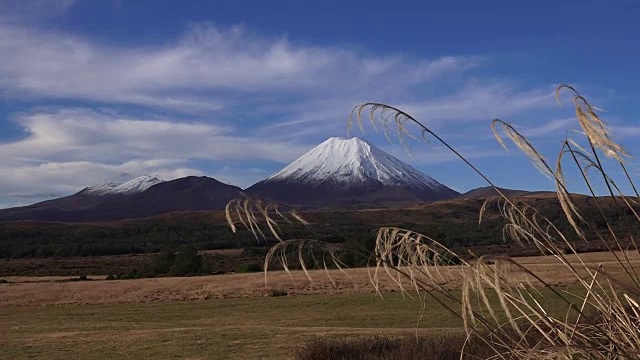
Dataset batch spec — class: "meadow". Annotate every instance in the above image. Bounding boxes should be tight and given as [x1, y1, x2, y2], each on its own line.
[0, 292, 464, 360]
[0, 251, 635, 359]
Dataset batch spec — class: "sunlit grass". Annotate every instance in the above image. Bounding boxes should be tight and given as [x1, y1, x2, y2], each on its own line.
[228, 84, 640, 359]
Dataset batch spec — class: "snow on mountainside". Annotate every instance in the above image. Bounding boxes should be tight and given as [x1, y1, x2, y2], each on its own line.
[265, 137, 444, 190]
[247, 137, 459, 207]
[81, 175, 164, 196]
[80, 182, 120, 196]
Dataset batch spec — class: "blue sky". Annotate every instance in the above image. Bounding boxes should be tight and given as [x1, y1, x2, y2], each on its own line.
[1, 0, 639, 208]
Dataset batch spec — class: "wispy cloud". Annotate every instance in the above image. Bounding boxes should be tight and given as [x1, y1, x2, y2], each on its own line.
[0, 23, 483, 113]
[0, 107, 323, 204]
[520, 118, 575, 138]
[2, 108, 312, 164]
[396, 82, 556, 125]
[0, 19, 573, 207]
[611, 125, 640, 139]
[0, 0, 78, 23]
[381, 142, 508, 166]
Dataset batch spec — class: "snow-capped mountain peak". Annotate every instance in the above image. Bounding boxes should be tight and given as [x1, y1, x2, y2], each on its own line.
[112, 175, 164, 194]
[264, 137, 444, 190]
[81, 175, 164, 196]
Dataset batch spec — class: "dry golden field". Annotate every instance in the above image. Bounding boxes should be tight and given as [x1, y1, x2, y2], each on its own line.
[0, 251, 638, 359]
[1, 250, 638, 307]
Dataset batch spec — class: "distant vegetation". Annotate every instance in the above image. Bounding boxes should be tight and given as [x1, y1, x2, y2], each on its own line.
[1, 195, 639, 277]
[0, 219, 242, 259]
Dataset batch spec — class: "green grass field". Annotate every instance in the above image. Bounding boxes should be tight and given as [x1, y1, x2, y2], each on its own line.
[0, 287, 577, 360]
[0, 292, 465, 360]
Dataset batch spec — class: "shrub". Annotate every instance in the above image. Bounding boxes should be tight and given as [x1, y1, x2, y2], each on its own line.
[0, 279, 8, 284]
[149, 247, 208, 276]
[120, 269, 142, 280]
[199, 258, 212, 274]
[170, 246, 202, 276]
[269, 288, 288, 297]
[235, 263, 262, 273]
[153, 249, 175, 275]
[105, 274, 116, 280]
[294, 334, 492, 360]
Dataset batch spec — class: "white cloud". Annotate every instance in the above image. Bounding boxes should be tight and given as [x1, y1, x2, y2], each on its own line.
[0, 23, 482, 113]
[412, 56, 485, 83]
[0, 20, 572, 208]
[520, 118, 576, 138]
[2, 108, 310, 164]
[611, 125, 640, 139]
[0, 0, 78, 23]
[381, 142, 508, 166]
[395, 82, 556, 125]
[252, 82, 561, 147]
[0, 108, 315, 206]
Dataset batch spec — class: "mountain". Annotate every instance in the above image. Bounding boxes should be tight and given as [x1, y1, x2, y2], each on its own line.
[0, 175, 166, 218]
[0, 137, 459, 220]
[79, 175, 164, 196]
[116, 176, 244, 217]
[0, 176, 242, 222]
[456, 186, 555, 200]
[246, 137, 459, 207]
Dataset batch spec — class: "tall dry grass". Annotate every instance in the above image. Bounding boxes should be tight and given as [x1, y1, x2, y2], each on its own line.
[226, 84, 640, 359]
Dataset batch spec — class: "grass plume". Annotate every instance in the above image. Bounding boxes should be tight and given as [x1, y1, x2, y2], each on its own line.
[228, 84, 640, 359]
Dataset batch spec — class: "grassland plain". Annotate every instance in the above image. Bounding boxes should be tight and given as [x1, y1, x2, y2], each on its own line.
[1, 251, 637, 306]
[0, 251, 636, 359]
[0, 290, 577, 360]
